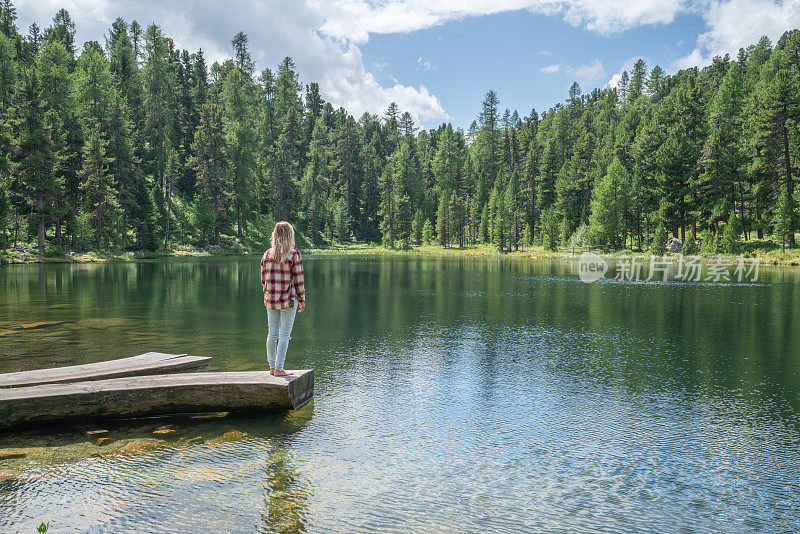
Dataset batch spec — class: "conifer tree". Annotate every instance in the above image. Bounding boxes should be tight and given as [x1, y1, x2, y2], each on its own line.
[436, 191, 449, 247]
[13, 66, 56, 254]
[751, 68, 800, 246]
[189, 101, 230, 246]
[421, 217, 434, 244]
[720, 211, 742, 253]
[300, 118, 328, 243]
[774, 188, 796, 251]
[589, 158, 629, 248]
[79, 127, 117, 252]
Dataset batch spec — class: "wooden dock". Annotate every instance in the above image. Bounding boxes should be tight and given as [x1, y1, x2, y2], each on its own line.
[0, 371, 314, 429]
[0, 353, 314, 429]
[0, 352, 211, 388]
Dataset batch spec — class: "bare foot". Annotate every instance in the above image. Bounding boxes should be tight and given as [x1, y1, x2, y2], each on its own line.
[269, 368, 276, 375]
[273, 369, 294, 376]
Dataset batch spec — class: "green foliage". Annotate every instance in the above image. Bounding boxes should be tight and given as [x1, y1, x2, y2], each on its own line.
[721, 212, 743, 253]
[773, 188, 797, 251]
[681, 235, 699, 255]
[421, 218, 434, 245]
[700, 229, 719, 255]
[0, 11, 799, 259]
[71, 210, 93, 252]
[568, 223, 590, 248]
[542, 207, 559, 251]
[651, 224, 668, 255]
[43, 244, 64, 257]
[588, 158, 629, 249]
[436, 191, 450, 246]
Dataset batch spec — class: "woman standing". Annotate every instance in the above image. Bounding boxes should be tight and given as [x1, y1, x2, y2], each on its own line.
[260, 222, 305, 376]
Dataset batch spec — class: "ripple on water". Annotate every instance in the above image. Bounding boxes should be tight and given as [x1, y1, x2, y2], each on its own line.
[2, 256, 800, 532]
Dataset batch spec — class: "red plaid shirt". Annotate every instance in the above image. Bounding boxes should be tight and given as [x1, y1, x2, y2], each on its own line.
[260, 248, 305, 310]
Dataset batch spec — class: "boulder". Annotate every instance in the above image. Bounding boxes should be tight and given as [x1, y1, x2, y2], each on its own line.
[666, 237, 683, 253]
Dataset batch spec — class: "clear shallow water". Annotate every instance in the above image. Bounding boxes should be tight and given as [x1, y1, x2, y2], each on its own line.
[1, 255, 800, 533]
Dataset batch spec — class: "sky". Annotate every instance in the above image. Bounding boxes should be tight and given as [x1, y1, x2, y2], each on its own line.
[12, 0, 800, 130]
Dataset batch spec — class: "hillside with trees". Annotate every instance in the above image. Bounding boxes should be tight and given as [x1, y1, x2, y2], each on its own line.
[0, 2, 798, 256]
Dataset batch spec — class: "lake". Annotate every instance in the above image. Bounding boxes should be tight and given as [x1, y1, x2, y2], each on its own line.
[1, 255, 799, 532]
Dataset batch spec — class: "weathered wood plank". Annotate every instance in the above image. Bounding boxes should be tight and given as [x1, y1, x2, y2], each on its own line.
[0, 352, 212, 388]
[0, 370, 313, 429]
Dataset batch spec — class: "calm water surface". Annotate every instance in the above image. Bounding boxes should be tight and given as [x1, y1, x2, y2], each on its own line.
[1, 255, 799, 532]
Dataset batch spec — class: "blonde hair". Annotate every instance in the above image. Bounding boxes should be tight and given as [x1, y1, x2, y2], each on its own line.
[270, 221, 295, 263]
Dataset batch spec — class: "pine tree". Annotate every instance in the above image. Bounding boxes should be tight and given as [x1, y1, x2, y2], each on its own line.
[589, 158, 629, 248]
[189, 101, 230, 246]
[651, 224, 668, 254]
[13, 66, 57, 254]
[274, 105, 300, 225]
[38, 39, 77, 248]
[79, 127, 117, 252]
[436, 191, 449, 247]
[421, 218, 434, 244]
[699, 62, 746, 233]
[162, 146, 177, 249]
[751, 68, 800, 246]
[773, 188, 796, 251]
[0, 0, 17, 39]
[541, 207, 559, 251]
[505, 170, 522, 250]
[43, 9, 76, 59]
[720, 211, 742, 253]
[231, 31, 254, 76]
[142, 22, 177, 242]
[412, 209, 424, 245]
[378, 157, 395, 248]
[494, 188, 508, 252]
[224, 66, 258, 235]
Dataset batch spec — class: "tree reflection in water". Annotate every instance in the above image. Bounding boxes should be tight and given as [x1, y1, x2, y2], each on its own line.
[258, 409, 313, 534]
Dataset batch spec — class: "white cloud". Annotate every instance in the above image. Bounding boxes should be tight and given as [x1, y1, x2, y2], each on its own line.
[15, 0, 448, 124]
[541, 0, 688, 35]
[565, 59, 607, 85]
[671, 48, 705, 71]
[673, 0, 800, 69]
[417, 56, 434, 71]
[22, 0, 800, 126]
[313, 0, 688, 42]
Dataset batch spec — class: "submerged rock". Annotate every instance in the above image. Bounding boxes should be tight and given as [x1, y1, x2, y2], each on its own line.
[213, 429, 249, 444]
[116, 438, 168, 454]
[17, 321, 68, 330]
[0, 449, 27, 460]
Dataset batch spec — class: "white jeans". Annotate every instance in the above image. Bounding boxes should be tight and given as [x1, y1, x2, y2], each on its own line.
[266, 306, 297, 370]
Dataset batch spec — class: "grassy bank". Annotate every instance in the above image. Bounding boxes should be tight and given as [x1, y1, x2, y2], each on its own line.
[3, 241, 800, 266]
[306, 242, 800, 265]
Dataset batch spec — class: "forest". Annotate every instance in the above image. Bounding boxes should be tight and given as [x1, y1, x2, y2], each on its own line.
[0, 1, 798, 256]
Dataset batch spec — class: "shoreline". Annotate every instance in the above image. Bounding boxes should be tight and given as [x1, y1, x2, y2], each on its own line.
[2, 243, 798, 266]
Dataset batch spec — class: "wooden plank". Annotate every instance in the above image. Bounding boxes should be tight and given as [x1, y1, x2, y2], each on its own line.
[0, 352, 212, 388]
[71, 423, 112, 445]
[0, 370, 314, 429]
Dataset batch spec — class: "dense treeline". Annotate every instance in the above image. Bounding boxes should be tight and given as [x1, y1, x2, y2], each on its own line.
[0, 2, 798, 256]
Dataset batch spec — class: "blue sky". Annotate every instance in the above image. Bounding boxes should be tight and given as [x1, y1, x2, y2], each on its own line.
[363, 10, 707, 129]
[13, 1, 800, 130]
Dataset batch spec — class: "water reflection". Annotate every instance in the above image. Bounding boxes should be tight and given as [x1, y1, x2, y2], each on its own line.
[1, 256, 800, 531]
